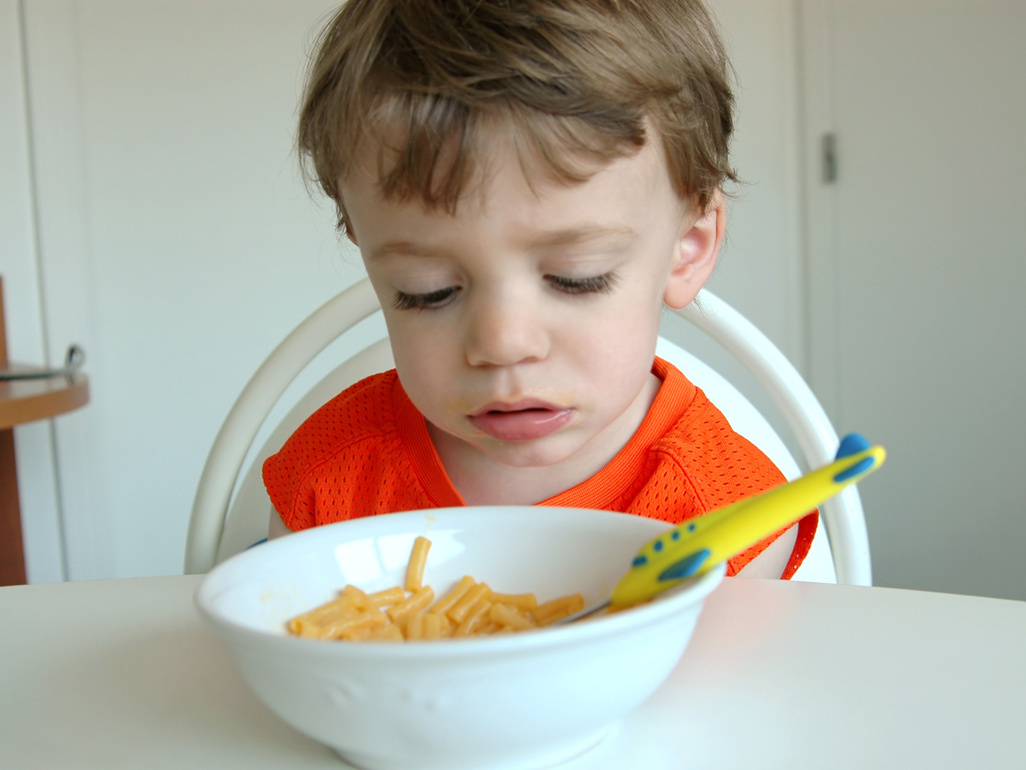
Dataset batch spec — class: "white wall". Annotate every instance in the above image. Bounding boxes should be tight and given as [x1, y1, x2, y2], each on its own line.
[706, 0, 806, 362]
[801, 0, 1026, 600]
[11, 0, 364, 580]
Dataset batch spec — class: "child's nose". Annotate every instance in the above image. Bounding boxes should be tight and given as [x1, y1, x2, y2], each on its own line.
[464, 295, 549, 367]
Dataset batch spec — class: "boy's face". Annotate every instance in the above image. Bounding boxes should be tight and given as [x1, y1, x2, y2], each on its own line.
[342, 128, 722, 493]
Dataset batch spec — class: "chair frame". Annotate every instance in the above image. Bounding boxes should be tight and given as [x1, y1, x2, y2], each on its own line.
[185, 279, 871, 585]
[676, 296, 871, 585]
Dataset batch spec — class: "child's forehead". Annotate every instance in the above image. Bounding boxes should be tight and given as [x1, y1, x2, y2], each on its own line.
[348, 111, 679, 213]
[342, 118, 691, 235]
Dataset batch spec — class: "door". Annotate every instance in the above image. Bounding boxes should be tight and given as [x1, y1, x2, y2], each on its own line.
[802, 0, 1026, 598]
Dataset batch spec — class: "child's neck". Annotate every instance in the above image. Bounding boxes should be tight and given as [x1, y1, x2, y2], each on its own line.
[428, 373, 662, 505]
[443, 454, 593, 506]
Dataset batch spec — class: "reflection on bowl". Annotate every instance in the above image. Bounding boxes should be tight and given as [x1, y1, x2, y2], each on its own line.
[196, 506, 723, 770]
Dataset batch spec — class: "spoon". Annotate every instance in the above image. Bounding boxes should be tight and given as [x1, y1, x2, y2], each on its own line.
[559, 433, 885, 623]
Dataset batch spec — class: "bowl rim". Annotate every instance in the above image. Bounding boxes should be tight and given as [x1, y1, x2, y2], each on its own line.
[194, 507, 726, 659]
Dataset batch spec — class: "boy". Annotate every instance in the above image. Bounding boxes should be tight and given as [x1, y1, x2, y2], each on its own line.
[263, 0, 817, 578]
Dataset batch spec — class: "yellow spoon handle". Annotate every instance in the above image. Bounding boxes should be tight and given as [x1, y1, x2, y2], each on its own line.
[609, 434, 885, 607]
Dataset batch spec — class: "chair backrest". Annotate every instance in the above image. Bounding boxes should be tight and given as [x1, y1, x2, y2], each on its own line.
[185, 278, 870, 585]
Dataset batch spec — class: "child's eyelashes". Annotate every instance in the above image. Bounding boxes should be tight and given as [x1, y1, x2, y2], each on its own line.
[393, 286, 460, 310]
[392, 272, 617, 311]
[546, 271, 618, 295]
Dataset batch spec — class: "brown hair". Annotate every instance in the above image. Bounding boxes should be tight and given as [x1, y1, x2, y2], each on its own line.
[298, 0, 736, 231]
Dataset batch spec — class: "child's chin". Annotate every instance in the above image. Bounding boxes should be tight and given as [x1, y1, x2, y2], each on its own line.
[478, 436, 588, 471]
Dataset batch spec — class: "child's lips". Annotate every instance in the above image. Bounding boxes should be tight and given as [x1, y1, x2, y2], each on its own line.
[468, 400, 573, 442]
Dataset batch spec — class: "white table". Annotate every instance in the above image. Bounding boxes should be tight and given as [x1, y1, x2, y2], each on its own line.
[2, 575, 1023, 769]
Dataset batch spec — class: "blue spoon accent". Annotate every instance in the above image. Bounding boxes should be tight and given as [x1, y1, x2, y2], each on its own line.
[658, 548, 712, 582]
[833, 433, 875, 482]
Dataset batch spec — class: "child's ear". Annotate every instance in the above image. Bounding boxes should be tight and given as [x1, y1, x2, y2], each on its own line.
[663, 190, 726, 309]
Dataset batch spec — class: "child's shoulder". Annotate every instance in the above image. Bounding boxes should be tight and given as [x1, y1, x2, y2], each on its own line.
[268, 369, 402, 471]
[645, 361, 783, 484]
[263, 369, 415, 528]
[301, 367, 398, 430]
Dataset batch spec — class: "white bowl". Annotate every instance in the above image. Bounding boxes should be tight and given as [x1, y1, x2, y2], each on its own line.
[195, 506, 723, 770]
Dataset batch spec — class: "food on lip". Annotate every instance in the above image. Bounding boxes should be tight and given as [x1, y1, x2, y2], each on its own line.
[286, 536, 586, 641]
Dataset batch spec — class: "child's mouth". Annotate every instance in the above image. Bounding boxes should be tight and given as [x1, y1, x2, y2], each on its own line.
[468, 401, 573, 442]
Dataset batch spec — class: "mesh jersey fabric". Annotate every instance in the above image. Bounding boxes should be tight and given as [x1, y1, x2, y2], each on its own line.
[263, 357, 817, 578]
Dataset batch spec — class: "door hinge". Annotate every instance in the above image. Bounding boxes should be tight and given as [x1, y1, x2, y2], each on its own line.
[822, 133, 838, 184]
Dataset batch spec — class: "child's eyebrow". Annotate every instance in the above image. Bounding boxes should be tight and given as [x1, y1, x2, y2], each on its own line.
[367, 241, 445, 261]
[367, 225, 637, 262]
[529, 225, 637, 250]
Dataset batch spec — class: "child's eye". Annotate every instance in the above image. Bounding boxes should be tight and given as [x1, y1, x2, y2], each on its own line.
[393, 286, 460, 310]
[546, 272, 618, 295]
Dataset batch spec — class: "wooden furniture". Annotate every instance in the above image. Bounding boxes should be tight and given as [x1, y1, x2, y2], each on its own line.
[0, 277, 89, 585]
[1, 575, 1023, 768]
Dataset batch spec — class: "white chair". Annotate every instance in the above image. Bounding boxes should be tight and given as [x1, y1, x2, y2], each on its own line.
[185, 278, 871, 585]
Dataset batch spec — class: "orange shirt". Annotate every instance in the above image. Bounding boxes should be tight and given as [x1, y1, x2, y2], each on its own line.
[263, 358, 817, 578]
